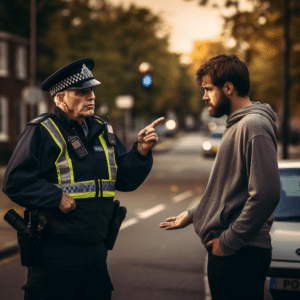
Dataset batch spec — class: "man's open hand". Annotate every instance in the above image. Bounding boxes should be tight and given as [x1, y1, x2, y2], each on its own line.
[137, 117, 165, 155]
[159, 211, 192, 230]
[59, 193, 76, 214]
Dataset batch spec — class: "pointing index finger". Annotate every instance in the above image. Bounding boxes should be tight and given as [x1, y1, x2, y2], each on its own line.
[149, 117, 165, 128]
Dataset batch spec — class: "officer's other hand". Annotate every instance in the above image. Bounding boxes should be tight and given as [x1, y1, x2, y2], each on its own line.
[206, 238, 227, 256]
[159, 211, 191, 230]
[137, 117, 165, 156]
[59, 193, 76, 214]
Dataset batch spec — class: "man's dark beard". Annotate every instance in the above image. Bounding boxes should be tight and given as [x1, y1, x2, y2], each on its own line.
[209, 90, 231, 118]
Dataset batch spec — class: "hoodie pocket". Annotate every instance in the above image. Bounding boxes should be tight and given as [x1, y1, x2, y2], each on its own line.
[194, 199, 227, 241]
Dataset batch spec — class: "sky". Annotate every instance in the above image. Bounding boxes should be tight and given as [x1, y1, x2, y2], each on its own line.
[108, 0, 224, 55]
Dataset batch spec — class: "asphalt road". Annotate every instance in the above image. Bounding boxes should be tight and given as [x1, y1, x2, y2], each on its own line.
[0, 132, 214, 300]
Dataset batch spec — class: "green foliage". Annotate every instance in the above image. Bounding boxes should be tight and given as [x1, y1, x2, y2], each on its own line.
[0, 0, 30, 37]
[191, 0, 300, 117]
[0, 0, 197, 120]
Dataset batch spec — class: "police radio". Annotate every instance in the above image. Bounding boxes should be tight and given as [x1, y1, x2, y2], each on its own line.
[68, 136, 88, 159]
[104, 117, 116, 146]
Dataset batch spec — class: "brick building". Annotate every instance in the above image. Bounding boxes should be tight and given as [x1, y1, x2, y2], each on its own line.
[0, 31, 52, 163]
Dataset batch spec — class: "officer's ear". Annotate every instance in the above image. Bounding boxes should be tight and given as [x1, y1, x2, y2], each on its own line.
[55, 92, 67, 107]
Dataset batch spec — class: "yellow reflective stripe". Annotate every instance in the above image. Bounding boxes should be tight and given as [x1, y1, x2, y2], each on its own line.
[44, 117, 117, 198]
[41, 122, 63, 184]
[103, 191, 115, 197]
[72, 192, 96, 199]
[97, 179, 115, 197]
[99, 133, 117, 181]
[95, 119, 117, 181]
[108, 147, 117, 180]
[56, 180, 115, 198]
[99, 133, 111, 179]
[48, 119, 75, 184]
[41, 119, 74, 184]
[55, 180, 96, 197]
[113, 146, 117, 173]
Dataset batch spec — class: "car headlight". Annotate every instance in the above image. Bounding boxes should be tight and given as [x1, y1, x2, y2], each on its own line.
[203, 141, 212, 151]
[165, 119, 177, 130]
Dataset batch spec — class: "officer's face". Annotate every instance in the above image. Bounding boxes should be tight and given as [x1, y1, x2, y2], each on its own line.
[62, 88, 95, 123]
[202, 75, 231, 118]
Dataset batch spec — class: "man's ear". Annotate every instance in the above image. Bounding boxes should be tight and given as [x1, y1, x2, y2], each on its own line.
[223, 82, 234, 96]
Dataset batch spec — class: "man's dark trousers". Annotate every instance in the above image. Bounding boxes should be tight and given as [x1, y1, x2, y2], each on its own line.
[207, 246, 271, 300]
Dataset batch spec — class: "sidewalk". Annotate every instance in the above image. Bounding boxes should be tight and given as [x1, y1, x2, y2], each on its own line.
[0, 138, 299, 261]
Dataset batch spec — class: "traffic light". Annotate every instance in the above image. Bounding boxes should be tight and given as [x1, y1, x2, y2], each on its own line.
[139, 62, 153, 89]
[141, 74, 152, 89]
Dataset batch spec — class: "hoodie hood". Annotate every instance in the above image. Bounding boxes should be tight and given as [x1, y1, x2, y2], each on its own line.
[226, 101, 278, 134]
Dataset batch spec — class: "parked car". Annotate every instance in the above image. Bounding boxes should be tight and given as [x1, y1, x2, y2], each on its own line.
[264, 160, 300, 300]
[156, 119, 178, 138]
[202, 128, 224, 157]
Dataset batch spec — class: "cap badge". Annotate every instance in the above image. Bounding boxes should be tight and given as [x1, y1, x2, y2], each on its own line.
[81, 64, 93, 77]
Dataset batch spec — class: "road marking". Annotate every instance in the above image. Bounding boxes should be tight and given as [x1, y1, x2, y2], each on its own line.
[172, 190, 193, 203]
[120, 218, 138, 230]
[137, 204, 166, 219]
[120, 204, 166, 230]
[120, 191, 201, 230]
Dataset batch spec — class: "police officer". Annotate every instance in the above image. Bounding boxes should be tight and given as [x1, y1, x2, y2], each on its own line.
[2, 58, 164, 300]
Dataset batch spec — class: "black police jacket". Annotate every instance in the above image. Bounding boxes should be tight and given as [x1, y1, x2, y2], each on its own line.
[2, 107, 153, 243]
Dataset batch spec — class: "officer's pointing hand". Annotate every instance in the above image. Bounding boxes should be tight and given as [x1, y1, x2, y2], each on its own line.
[137, 117, 165, 156]
[59, 193, 76, 214]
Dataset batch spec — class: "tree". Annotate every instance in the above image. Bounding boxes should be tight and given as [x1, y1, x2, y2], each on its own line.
[185, 0, 300, 120]
[1, 0, 196, 120]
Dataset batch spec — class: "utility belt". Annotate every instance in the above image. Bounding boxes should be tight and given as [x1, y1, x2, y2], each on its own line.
[4, 200, 127, 266]
[104, 200, 127, 250]
[4, 209, 48, 266]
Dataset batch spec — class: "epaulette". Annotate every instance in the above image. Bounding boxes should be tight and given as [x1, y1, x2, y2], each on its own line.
[93, 115, 105, 123]
[27, 113, 54, 125]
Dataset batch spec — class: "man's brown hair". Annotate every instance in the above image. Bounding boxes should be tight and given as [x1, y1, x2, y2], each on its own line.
[196, 54, 250, 97]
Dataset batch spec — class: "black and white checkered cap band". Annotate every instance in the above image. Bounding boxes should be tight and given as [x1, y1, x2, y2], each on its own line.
[49, 71, 94, 96]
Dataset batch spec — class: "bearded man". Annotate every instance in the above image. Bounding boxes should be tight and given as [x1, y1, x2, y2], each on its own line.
[160, 54, 280, 300]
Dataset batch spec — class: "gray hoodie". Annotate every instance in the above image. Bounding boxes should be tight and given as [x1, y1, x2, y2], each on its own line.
[188, 102, 281, 255]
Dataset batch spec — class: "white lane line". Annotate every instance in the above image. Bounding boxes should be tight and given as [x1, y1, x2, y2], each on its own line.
[120, 191, 201, 230]
[172, 190, 193, 203]
[120, 218, 138, 231]
[137, 204, 166, 219]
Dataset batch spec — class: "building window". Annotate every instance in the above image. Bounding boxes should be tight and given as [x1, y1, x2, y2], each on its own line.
[0, 96, 9, 141]
[0, 41, 9, 77]
[15, 46, 27, 80]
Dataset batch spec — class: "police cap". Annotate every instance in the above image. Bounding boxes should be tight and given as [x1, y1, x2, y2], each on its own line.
[41, 58, 101, 97]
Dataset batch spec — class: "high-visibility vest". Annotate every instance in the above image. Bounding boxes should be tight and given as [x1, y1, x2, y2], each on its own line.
[41, 118, 117, 198]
